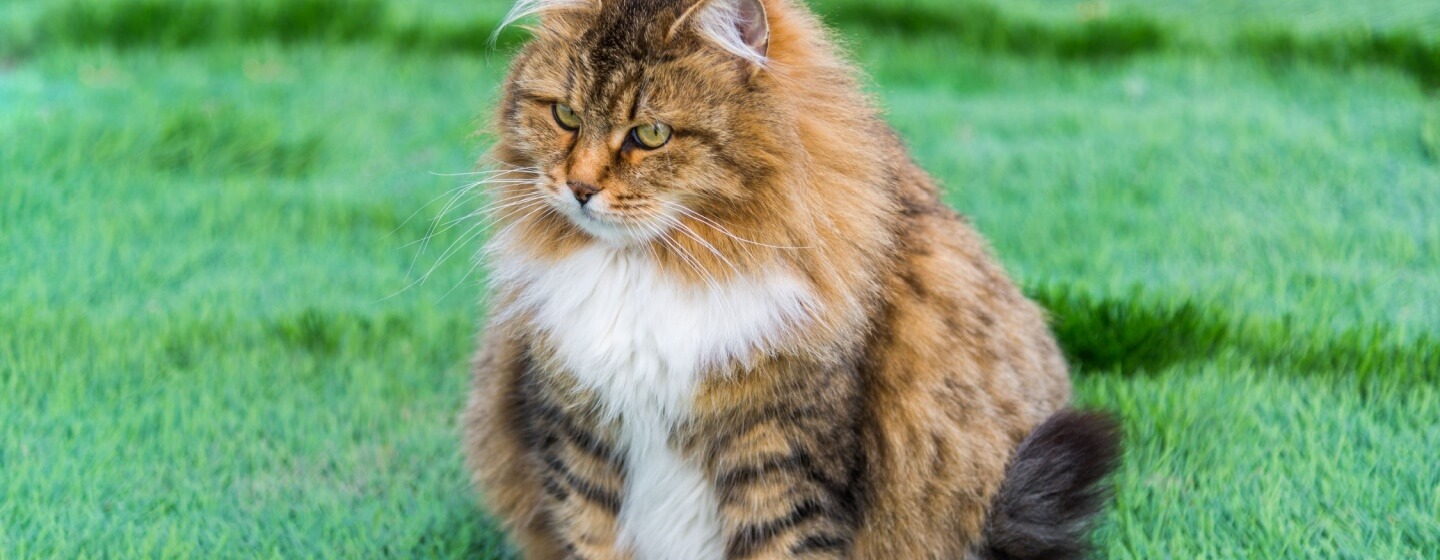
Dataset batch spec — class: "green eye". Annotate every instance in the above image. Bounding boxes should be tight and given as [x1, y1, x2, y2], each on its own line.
[552, 103, 581, 130]
[631, 122, 672, 149]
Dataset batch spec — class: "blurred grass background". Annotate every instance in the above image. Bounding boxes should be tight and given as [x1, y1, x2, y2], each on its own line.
[2, 0, 1439, 557]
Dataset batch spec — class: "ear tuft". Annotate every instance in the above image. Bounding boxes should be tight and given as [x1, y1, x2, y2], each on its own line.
[689, 0, 770, 66]
[493, 0, 595, 44]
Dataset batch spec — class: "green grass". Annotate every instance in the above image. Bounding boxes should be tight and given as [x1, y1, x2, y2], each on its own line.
[3, 0, 1439, 558]
[1003, 0, 1440, 37]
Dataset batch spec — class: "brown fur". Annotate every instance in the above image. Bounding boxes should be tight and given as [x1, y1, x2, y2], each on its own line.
[462, 0, 1083, 558]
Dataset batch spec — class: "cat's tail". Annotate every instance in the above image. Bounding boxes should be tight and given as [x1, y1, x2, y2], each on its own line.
[973, 410, 1123, 560]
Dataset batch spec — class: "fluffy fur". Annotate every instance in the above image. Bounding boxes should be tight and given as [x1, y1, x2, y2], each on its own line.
[462, 0, 1121, 558]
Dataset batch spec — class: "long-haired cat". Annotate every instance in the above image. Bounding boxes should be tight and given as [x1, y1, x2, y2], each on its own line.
[461, 0, 1121, 558]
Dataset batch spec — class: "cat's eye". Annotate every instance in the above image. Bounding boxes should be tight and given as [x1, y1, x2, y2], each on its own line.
[631, 122, 672, 149]
[552, 103, 581, 131]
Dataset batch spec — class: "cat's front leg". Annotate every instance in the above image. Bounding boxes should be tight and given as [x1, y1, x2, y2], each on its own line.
[463, 336, 570, 560]
[695, 363, 864, 559]
[531, 400, 631, 560]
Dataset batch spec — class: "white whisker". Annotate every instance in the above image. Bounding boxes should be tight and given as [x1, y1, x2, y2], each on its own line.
[657, 213, 739, 276]
[427, 167, 544, 178]
[489, 200, 553, 244]
[655, 224, 723, 294]
[418, 197, 545, 288]
[384, 171, 535, 240]
[659, 200, 812, 250]
[401, 193, 548, 249]
[403, 165, 546, 280]
[439, 204, 556, 302]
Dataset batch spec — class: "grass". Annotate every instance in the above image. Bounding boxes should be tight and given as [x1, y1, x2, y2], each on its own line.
[3, 0, 1439, 558]
[1081, 363, 1439, 558]
[1003, 0, 1440, 37]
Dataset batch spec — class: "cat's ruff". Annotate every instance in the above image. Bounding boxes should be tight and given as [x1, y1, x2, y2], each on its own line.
[490, 240, 817, 423]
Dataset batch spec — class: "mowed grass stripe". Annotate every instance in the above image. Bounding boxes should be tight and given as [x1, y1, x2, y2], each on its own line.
[10, 0, 1440, 88]
[7, 0, 529, 54]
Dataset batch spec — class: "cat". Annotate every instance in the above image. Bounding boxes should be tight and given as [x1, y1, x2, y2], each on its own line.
[461, 0, 1121, 558]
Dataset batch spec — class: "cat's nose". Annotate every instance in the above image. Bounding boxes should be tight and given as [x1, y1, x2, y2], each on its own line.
[567, 180, 601, 206]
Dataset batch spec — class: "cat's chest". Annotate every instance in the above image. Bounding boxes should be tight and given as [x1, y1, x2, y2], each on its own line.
[497, 245, 814, 559]
[499, 244, 814, 421]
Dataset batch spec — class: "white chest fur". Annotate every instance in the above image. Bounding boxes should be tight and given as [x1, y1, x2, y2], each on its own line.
[491, 243, 815, 560]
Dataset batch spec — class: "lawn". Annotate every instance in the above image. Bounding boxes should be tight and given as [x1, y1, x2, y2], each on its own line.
[2, 0, 1438, 558]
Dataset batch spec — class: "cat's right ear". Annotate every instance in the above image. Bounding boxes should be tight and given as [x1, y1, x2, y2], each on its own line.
[672, 0, 771, 67]
[493, 0, 599, 43]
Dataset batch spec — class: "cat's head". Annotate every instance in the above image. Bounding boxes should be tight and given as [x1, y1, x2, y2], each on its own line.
[488, 0, 901, 338]
[490, 0, 814, 249]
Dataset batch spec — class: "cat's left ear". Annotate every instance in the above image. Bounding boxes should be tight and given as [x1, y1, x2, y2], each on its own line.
[672, 0, 771, 66]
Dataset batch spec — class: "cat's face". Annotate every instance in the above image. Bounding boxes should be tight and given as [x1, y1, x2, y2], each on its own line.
[495, 0, 784, 246]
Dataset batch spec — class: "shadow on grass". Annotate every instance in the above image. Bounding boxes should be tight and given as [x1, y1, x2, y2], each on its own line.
[818, 2, 1169, 60]
[1239, 25, 1440, 89]
[151, 105, 323, 177]
[1029, 285, 1228, 375]
[26, 0, 527, 55]
[267, 307, 440, 357]
[1424, 108, 1440, 163]
[1030, 284, 1440, 383]
[40, 0, 385, 48]
[158, 281, 1438, 385]
[826, 2, 1440, 88]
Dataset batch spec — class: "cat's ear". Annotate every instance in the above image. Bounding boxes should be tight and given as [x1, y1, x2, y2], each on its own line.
[673, 0, 771, 66]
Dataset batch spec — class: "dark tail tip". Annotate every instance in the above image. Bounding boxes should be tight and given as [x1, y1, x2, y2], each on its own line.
[979, 410, 1123, 560]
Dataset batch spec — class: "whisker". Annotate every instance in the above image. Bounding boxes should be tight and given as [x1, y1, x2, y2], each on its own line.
[405, 186, 476, 281]
[488, 200, 553, 244]
[416, 216, 500, 285]
[667, 215, 744, 312]
[401, 194, 548, 250]
[659, 200, 813, 250]
[427, 167, 544, 178]
[389, 163, 545, 294]
[636, 221, 662, 265]
[405, 170, 545, 279]
[384, 172, 535, 240]
[379, 202, 504, 302]
[455, 192, 550, 226]
[438, 204, 555, 302]
[654, 204, 760, 267]
[656, 224, 723, 294]
[657, 213, 740, 276]
[420, 199, 545, 284]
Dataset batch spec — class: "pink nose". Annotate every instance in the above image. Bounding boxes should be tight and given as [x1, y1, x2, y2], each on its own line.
[568, 181, 600, 205]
